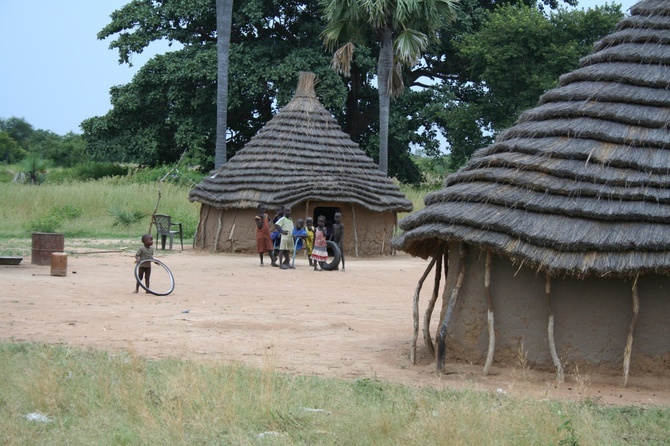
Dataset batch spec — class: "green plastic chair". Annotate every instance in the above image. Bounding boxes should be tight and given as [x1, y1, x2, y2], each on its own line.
[152, 214, 183, 250]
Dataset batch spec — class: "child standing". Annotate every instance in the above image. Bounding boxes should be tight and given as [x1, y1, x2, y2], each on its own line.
[293, 219, 307, 252]
[311, 215, 328, 271]
[134, 234, 154, 293]
[330, 211, 345, 271]
[274, 207, 295, 269]
[255, 204, 276, 267]
[271, 205, 284, 261]
[305, 217, 315, 266]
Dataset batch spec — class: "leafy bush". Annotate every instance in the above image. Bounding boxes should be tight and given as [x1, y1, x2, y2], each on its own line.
[45, 162, 130, 183]
[24, 212, 62, 233]
[16, 154, 49, 185]
[109, 205, 148, 227]
[0, 166, 16, 183]
[73, 162, 129, 181]
[22, 205, 84, 233]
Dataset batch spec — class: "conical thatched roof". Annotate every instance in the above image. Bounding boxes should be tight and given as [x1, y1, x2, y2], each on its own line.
[393, 0, 670, 278]
[189, 72, 412, 213]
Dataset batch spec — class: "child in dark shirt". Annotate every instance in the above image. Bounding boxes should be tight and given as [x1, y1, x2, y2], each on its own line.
[134, 234, 154, 293]
[330, 211, 345, 271]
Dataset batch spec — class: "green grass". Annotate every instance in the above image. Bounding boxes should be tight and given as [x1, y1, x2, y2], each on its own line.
[0, 180, 200, 244]
[1, 342, 668, 446]
[0, 180, 433, 254]
[1, 179, 668, 444]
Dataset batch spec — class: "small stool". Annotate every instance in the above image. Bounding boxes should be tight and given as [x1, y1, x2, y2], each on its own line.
[50, 252, 67, 277]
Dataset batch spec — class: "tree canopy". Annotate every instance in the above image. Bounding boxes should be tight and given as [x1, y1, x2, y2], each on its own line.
[0, 116, 87, 167]
[81, 0, 624, 183]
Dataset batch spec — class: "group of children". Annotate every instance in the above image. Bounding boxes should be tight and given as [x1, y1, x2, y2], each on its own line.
[133, 204, 345, 292]
[256, 204, 345, 271]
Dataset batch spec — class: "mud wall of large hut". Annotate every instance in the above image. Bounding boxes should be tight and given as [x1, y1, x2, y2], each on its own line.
[194, 202, 399, 257]
[440, 242, 670, 374]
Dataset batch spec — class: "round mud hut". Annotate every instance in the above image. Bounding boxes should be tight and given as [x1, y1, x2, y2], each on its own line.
[392, 0, 670, 384]
[189, 72, 412, 257]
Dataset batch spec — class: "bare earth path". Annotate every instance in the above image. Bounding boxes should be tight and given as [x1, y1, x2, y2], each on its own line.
[1, 243, 669, 406]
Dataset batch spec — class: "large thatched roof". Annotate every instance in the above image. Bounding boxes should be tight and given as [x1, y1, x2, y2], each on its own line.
[393, 0, 670, 278]
[188, 72, 412, 213]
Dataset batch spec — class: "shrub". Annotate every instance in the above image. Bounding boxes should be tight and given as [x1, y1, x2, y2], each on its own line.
[109, 205, 148, 227]
[22, 205, 83, 233]
[24, 212, 62, 233]
[73, 162, 129, 181]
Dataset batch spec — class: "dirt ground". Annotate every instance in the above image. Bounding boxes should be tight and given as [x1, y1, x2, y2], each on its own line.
[1, 241, 669, 407]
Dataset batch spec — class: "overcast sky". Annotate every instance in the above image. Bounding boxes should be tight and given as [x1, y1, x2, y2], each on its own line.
[0, 0, 637, 136]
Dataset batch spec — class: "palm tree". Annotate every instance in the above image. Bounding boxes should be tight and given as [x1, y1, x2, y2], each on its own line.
[320, 0, 458, 176]
[215, 0, 234, 170]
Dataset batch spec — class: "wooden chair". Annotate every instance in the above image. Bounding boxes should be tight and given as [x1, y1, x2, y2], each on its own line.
[152, 214, 183, 250]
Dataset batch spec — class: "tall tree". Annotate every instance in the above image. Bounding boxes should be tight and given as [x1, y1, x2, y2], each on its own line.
[215, 0, 233, 169]
[0, 116, 34, 150]
[320, 0, 458, 175]
[90, 0, 342, 169]
[87, 0, 621, 181]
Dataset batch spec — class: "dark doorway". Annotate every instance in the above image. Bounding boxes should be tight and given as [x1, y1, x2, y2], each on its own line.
[313, 206, 340, 239]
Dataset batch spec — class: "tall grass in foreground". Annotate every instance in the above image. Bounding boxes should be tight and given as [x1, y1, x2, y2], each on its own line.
[1, 343, 667, 446]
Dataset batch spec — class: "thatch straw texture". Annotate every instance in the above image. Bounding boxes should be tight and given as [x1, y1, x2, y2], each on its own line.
[188, 72, 412, 213]
[393, 0, 670, 278]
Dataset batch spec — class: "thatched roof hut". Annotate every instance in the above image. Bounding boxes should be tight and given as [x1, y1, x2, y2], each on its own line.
[392, 0, 670, 383]
[189, 71, 412, 256]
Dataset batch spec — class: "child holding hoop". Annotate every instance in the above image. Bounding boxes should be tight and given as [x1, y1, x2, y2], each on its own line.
[134, 234, 154, 293]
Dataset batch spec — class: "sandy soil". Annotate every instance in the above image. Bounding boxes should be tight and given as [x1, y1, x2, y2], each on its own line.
[1, 242, 669, 407]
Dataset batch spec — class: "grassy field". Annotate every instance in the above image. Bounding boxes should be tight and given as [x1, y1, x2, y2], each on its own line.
[3, 180, 668, 445]
[2, 342, 669, 446]
[0, 180, 432, 257]
[0, 181, 200, 254]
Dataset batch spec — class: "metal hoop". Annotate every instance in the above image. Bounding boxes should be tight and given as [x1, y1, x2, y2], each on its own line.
[134, 258, 175, 296]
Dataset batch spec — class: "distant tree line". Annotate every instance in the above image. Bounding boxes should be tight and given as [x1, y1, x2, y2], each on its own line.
[0, 116, 87, 167]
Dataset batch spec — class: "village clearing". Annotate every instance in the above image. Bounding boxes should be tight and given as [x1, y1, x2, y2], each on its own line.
[1, 241, 669, 407]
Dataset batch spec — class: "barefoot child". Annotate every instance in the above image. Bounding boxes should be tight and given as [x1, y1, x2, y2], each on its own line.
[311, 215, 328, 271]
[134, 234, 154, 293]
[274, 207, 295, 269]
[330, 211, 345, 271]
[293, 219, 307, 253]
[255, 204, 277, 266]
[305, 217, 315, 266]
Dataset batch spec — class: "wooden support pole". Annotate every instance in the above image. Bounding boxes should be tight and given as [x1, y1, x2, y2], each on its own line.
[391, 214, 398, 256]
[436, 243, 467, 374]
[351, 203, 359, 257]
[545, 274, 564, 383]
[435, 247, 449, 342]
[212, 209, 223, 253]
[622, 275, 640, 388]
[228, 222, 236, 252]
[423, 248, 444, 358]
[483, 251, 496, 376]
[410, 253, 439, 363]
[198, 205, 210, 249]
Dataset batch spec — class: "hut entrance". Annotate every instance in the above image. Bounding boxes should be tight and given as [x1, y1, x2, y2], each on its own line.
[313, 206, 340, 240]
